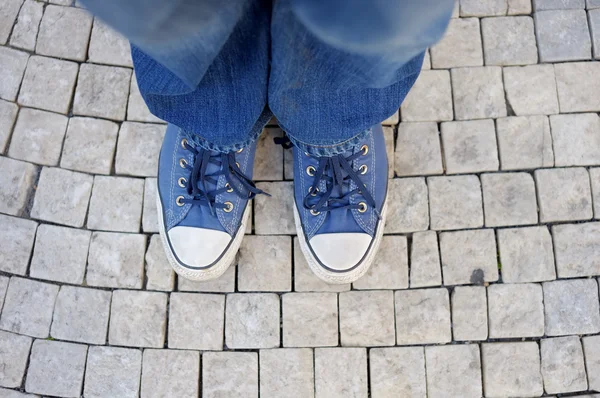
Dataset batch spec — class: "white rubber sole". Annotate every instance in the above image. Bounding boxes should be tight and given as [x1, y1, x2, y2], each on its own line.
[156, 188, 249, 281]
[293, 199, 388, 284]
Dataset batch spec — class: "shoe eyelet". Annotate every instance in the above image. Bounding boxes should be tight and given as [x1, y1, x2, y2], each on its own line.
[308, 186, 319, 196]
[224, 201, 234, 212]
[310, 209, 320, 216]
[306, 166, 316, 176]
[304, 152, 310, 157]
[225, 183, 234, 193]
[358, 202, 368, 213]
[359, 165, 368, 175]
[181, 138, 188, 149]
[176, 196, 185, 206]
[179, 158, 187, 168]
[237, 148, 243, 154]
[178, 177, 187, 188]
[361, 145, 368, 155]
[235, 162, 240, 168]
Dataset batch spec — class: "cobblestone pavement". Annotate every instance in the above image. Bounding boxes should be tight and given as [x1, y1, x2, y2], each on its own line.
[1, 0, 600, 397]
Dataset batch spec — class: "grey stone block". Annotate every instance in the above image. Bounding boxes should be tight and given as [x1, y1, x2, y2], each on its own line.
[0, 215, 37, 274]
[293, 237, 350, 292]
[0, 330, 32, 388]
[592, 168, 600, 218]
[410, 231, 442, 288]
[555, 62, 600, 112]
[315, 348, 367, 398]
[508, 0, 532, 14]
[25, 340, 87, 398]
[168, 293, 224, 350]
[452, 286, 488, 341]
[145, 234, 175, 291]
[441, 119, 499, 174]
[430, 18, 483, 68]
[87, 231, 146, 289]
[0, 276, 8, 313]
[226, 293, 279, 349]
[590, 0, 600, 8]
[0, 100, 18, 153]
[395, 288, 451, 345]
[353, 235, 408, 290]
[60, 117, 119, 175]
[428, 175, 484, 230]
[535, 10, 591, 61]
[400, 70, 453, 122]
[282, 292, 338, 347]
[496, 116, 554, 170]
[550, 113, 600, 166]
[440, 229, 498, 285]
[386, 177, 429, 233]
[482, 16, 538, 65]
[452, 66, 507, 120]
[202, 352, 257, 398]
[0, 388, 41, 398]
[504, 65, 559, 115]
[88, 19, 133, 67]
[36, 5, 92, 61]
[460, 0, 508, 15]
[127, 74, 164, 123]
[482, 172, 538, 227]
[177, 264, 236, 293]
[488, 283, 544, 338]
[87, 176, 144, 232]
[498, 226, 556, 283]
[533, 0, 585, 9]
[339, 290, 395, 347]
[142, 349, 200, 398]
[109, 290, 168, 348]
[383, 126, 395, 178]
[541, 336, 588, 394]
[590, 9, 600, 58]
[395, 122, 443, 177]
[259, 349, 314, 398]
[84, 346, 142, 398]
[9, 0, 44, 51]
[0, 0, 23, 45]
[553, 222, 600, 277]
[0, 47, 28, 101]
[115, 122, 166, 176]
[0, 156, 37, 217]
[29, 224, 90, 284]
[543, 279, 600, 336]
[254, 128, 284, 181]
[425, 345, 483, 398]
[582, 335, 600, 391]
[370, 347, 426, 398]
[238, 235, 292, 292]
[142, 178, 159, 232]
[73, 64, 131, 120]
[254, 181, 295, 235]
[535, 167, 593, 222]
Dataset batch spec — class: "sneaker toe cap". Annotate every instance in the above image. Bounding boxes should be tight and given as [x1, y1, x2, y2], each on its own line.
[308, 232, 372, 271]
[167, 226, 232, 268]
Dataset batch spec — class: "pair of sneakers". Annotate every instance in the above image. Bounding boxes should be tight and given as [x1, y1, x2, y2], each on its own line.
[157, 123, 388, 284]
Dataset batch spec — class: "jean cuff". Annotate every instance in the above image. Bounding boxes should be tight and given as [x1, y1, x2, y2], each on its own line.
[284, 127, 371, 157]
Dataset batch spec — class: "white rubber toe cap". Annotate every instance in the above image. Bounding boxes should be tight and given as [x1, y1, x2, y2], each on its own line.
[308, 233, 372, 271]
[167, 226, 232, 267]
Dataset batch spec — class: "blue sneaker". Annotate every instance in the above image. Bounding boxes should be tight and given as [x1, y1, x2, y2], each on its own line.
[157, 124, 265, 281]
[291, 124, 388, 284]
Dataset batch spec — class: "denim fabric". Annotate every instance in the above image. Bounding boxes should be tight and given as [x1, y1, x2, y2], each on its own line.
[81, 0, 454, 154]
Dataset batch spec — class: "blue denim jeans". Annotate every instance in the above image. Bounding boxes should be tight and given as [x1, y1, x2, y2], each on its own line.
[83, 0, 454, 155]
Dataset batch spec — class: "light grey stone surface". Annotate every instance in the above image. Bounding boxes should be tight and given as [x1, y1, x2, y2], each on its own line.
[543, 279, 600, 336]
[395, 288, 451, 345]
[592, 168, 600, 218]
[87, 231, 146, 289]
[504, 65, 559, 115]
[441, 119, 499, 174]
[25, 340, 87, 398]
[18, 55, 79, 114]
[428, 175, 484, 230]
[550, 113, 600, 166]
[498, 226, 556, 283]
[440, 229, 498, 285]
[535, 167, 593, 222]
[315, 348, 367, 398]
[202, 352, 257, 398]
[178, 264, 236, 293]
[452, 286, 488, 341]
[73, 64, 131, 120]
[385, 177, 429, 233]
[29, 224, 90, 284]
[541, 336, 588, 394]
[488, 283, 544, 338]
[282, 292, 338, 347]
[142, 178, 159, 232]
[482, 17, 537, 65]
[0, 276, 8, 312]
[535, 10, 591, 61]
[353, 235, 408, 290]
[425, 344, 483, 398]
[534, 0, 585, 9]
[400, 70, 453, 122]
[590, 9, 600, 58]
[591, 0, 600, 8]
[0, 215, 37, 274]
[109, 290, 167, 348]
[260, 349, 314, 398]
[9, 0, 43, 51]
[115, 122, 166, 176]
[0, 277, 58, 338]
[254, 181, 295, 235]
[0, 156, 36, 216]
[553, 222, 600, 277]
[127, 74, 164, 123]
[0, 99, 18, 153]
[168, 293, 225, 350]
[0, 47, 28, 101]
[339, 290, 395, 347]
[9, 108, 68, 166]
[84, 346, 142, 398]
[395, 122, 443, 177]
[238, 235, 292, 292]
[370, 347, 426, 398]
[60, 117, 119, 175]
[410, 231, 442, 288]
[31, 167, 93, 227]
[460, 0, 508, 15]
[142, 349, 200, 398]
[0, 330, 32, 388]
[482, 172, 538, 227]
[452, 66, 507, 120]
[88, 19, 133, 67]
[583, 335, 600, 392]
[293, 237, 350, 292]
[51, 285, 111, 344]
[145, 234, 175, 291]
[0, 388, 40, 398]
[87, 176, 144, 232]
[36, 5, 92, 61]
[482, 342, 543, 398]
[555, 61, 600, 112]
[383, 126, 395, 178]
[0, 0, 23, 45]
[508, 0, 533, 14]
[496, 115, 554, 170]
[430, 18, 483, 68]
[254, 128, 284, 181]
[226, 293, 279, 349]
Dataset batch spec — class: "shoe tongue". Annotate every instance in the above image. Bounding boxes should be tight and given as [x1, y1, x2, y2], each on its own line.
[178, 204, 228, 233]
[315, 207, 364, 235]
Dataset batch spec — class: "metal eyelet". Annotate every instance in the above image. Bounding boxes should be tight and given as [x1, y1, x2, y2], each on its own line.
[176, 196, 185, 206]
[237, 148, 244, 154]
[310, 209, 320, 216]
[308, 186, 319, 196]
[181, 138, 188, 149]
[179, 158, 187, 168]
[306, 166, 316, 176]
[235, 162, 240, 168]
[178, 177, 187, 188]
[304, 152, 310, 157]
[361, 145, 368, 155]
[358, 202, 368, 213]
[226, 183, 234, 193]
[223, 201, 234, 212]
[359, 165, 368, 175]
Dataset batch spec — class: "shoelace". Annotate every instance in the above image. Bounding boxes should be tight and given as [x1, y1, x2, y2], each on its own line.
[180, 140, 268, 215]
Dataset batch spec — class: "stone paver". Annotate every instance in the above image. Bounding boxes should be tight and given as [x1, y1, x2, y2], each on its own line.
[400, 70, 453, 122]
[430, 18, 483, 68]
[535, 10, 591, 62]
[73, 64, 131, 121]
[282, 292, 338, 347]
[168, 293, 225, 350]
[534, 0, 584, 9]
[84, 346, 142, 398]
[10, 0, 43, 51]
[503, 65, 559, 115]
[0, 99, 18, 153]
[428, 175, 484, 230]
[395, 288, 451, 345]
[238, 235, 291, 291]
[0, 157, 36, 217]
[395, 122, 443, 177]
[88, 20, 133, 67]
[482, 16, 538, 65]
[226, 293, 279, 349]
[509, 0, 532, 13]
[145, 234, 175, 291]
[260, 349, 314, 398]
[496, 115, 554, 170]
[460, 0, 508, 15]
[315, 348, 367, 398]
[582, 335, 600, 392]
[481, 172, 538, 227]
[553, 222, 600, 277]
[202, 352, 257, 398]
[543, 279, 600, 336]
[142, 349, 200, 398]
[87, 176, 144, 232]
[452, 286, 488, 341]
[370, 347, 426, 398]
[254, 128, 284, 181]
[385, 177, 429, 233]
[410, 231, 442, 288]
[0, 388, 41, 398]
[0, 330, 32, 388]
[0, 215, 37, 275]
[254, 181, 295, 235]
[554, 62, 600, 112]
[535, 167, 593, 222]
[550, 113, 600, 166]
[127, 74, 164, 123]
[541, 336, 588, 394]
[451, 66, 507, 120]
[440, 229, 498, 285]
[441, 119, 499, 174]
[590, 9, 600, 58]
[36, 5, 92, 61]
[0, 276, 8, 311]
[0, 47, 28, 101]
[353, 235, 408, 290]
[425, 344, 483, 398]
[142, 178, 159, 232]
[339, 290, 395, 346]
[488, 283, 545, 338]
[114, 122, 165, 176]
[592, 168, 600, 218]
[0, 0, 24, 44]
